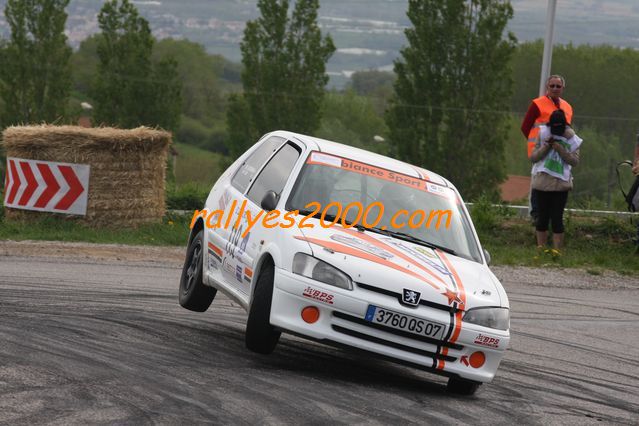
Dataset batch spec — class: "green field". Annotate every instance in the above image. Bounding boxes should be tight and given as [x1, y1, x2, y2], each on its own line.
[172, 142, 227, 187]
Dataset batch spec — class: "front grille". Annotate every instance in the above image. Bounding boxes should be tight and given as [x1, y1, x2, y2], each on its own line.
[356, 282, 460, 313]
[331, 325, 456, 362]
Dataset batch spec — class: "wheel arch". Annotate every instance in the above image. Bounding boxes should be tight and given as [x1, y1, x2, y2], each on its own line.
[188, 218, 205, 246]
[249, 251, 276, 306]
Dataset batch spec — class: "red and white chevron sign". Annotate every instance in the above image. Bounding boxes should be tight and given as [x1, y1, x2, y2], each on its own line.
[4, 157, 90, 215]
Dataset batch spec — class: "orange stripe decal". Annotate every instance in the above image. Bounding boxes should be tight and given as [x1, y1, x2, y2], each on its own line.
[334, 227, 448, 289]
[438, 250, 466, 345]
[295, 236, 440, 290]
[437, 355, 446, 370]
[244, 267, 253, 277]
[207, 242, 222, 257]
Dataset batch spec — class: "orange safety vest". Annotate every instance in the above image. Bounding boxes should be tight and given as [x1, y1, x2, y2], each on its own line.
[526, 96, 573, 158]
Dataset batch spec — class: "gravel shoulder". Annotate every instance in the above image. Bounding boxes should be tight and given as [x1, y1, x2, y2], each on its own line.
[1, 239, 636, 290]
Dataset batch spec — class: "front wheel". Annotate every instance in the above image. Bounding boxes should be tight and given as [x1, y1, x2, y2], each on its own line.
[245, 261, 281, 354]
[447, 377, 481, 396]
[179, 230, 217, 312]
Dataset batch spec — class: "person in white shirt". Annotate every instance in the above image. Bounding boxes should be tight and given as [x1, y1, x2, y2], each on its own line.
[530, 109, 583, 257]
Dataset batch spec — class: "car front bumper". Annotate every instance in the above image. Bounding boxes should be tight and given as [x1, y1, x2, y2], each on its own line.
[270, 267, 509, 383]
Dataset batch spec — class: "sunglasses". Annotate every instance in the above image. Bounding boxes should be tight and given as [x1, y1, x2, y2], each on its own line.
[549, 84, 563, 88]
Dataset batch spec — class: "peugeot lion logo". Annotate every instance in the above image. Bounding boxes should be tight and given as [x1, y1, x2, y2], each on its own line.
[402, 289, 421, 306]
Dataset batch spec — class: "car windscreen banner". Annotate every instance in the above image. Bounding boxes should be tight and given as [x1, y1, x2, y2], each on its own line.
[306, 151, 453, 200]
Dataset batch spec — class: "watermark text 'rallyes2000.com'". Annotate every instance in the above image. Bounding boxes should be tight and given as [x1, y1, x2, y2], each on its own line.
[190, 200, 452, 238]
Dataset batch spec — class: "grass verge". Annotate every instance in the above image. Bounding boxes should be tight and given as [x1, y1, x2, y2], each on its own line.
[0, 212, 191, 247]
[0, 205, 637, 275]
[474, 207, 639, 275]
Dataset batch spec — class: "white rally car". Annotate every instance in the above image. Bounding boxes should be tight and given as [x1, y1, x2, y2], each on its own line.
[179, 131, 509, 395]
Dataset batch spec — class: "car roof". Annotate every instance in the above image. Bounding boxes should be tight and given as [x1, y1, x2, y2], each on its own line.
[270, 130, 450, 187]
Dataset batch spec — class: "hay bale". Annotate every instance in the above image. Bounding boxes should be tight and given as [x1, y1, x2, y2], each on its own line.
[3, 125, 171, 227]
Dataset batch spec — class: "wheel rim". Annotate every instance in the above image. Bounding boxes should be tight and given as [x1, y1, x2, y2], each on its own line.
[184, 242, 201, 294]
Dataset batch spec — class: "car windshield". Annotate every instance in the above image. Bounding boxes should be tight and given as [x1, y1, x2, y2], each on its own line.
[286, 152, 483, 263]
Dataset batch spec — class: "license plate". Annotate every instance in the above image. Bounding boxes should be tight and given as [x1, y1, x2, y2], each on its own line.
[365, 305, 445, 340]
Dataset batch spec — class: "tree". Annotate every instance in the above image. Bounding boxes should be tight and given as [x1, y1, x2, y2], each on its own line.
[349, 70, 396, 115]
[0, 0, 72, 125]
[226, 0, 335, 157]
[317, 90, 389, 154]
[70, 34, 101, 97]
[152, 39, 228, 124]
[93, 0, 181, 131]
[386, 0, 516, 199]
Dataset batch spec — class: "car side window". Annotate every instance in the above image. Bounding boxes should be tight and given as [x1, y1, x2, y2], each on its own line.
[231, 136, 286, 193]
[247, 143, 301, 206]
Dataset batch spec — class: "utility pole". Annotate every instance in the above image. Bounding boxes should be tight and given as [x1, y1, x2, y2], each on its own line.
[529, 0, 558, 218]
[539, 0, 557, 96]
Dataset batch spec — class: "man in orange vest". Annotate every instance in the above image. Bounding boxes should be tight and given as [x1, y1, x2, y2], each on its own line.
[521, 75, 574, 221]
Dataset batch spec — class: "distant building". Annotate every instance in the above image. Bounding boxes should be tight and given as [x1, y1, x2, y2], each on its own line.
[499, 175, 531, 203]
[77, 116, 92, 128]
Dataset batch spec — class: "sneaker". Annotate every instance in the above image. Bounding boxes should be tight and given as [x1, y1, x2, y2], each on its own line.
[549, 248, 562, 260]
[533, 245, 544, 261]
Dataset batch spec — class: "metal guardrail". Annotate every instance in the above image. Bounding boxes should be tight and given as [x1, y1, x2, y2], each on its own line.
[465, 203, 639, 219]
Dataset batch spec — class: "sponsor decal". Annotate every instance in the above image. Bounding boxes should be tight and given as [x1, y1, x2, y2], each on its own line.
[243, 267, 252, 284]
[309, 152, 343, 168]
[226, 216, 245, 259]
[207, 242, 222, 262]
[238, 231, 250, 256]
[402, 288, 421, 306]
[426, 182, 453, 199]
[474, 334, 500, 348]
[330, 234, 394, 260]
[302, 286, 334, 305]
[235, 265, 243, 282]
[218, 189, 231, 211]
[481, 289, 492, 296]
[306, 151, 431, 192]
[382, 238, 451, 277]
[413, 246, 437, 259]
[222, 257, 234, 275]
[207, 249, 219, 270]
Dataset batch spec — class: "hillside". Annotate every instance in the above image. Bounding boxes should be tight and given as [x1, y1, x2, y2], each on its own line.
[1, 0, 639, 87]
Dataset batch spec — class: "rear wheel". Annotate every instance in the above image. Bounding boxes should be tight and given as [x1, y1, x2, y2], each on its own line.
[245, 261, 281, 354]
[447, 377, 481, 396]
[179, 230, 217, 312]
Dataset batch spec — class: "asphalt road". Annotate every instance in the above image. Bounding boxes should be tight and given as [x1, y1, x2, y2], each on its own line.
[0, 250, 638, 425]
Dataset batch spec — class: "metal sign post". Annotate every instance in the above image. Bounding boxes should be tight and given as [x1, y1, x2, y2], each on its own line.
[539, 0, 558, 96]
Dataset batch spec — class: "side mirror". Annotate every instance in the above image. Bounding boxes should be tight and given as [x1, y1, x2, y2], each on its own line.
[260, 190, 278, 211]
[483, 249, 492, 265]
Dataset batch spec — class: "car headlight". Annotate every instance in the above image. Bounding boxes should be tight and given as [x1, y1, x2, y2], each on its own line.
[292, 253, 352, 290]
[463, 307, 509, 330]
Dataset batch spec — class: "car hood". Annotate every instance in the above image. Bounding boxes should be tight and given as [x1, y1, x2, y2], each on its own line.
[294, 225, 504, 310]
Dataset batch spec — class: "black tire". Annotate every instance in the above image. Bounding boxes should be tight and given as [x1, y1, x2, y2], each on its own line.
[179, 230, 217, 312]
[447, 377, 481, 396]
[245, 261, 281, 354]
